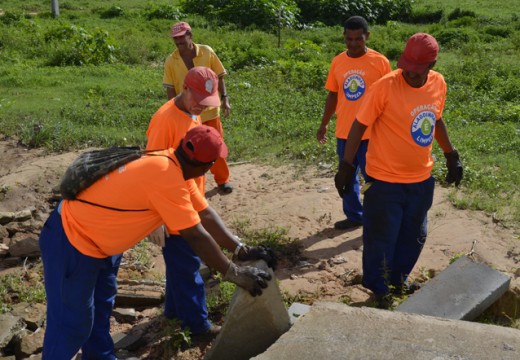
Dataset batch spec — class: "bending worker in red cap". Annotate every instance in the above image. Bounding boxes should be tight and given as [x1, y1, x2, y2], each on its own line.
[335, 33, 463, 309]
[146, 67, 274, 340]
[39, 125, 274, 359]
[164, 21, 233, 194]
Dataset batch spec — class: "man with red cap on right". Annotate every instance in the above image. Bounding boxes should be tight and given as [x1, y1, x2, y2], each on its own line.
[335, 33, 463, 309]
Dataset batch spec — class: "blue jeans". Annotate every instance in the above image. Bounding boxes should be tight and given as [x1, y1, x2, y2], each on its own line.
[361, 177, 434, 295]
[336, 138, 368, 223]
[40, 209, 121, 360]
[162, 235, 210, 334]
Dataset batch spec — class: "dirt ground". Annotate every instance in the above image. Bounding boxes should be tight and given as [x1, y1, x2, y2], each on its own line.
[1, 136, 519, 358]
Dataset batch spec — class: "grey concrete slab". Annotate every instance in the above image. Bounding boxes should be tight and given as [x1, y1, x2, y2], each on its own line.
[204, 260, 290, 360]
[253, 302, 520, 360]
[396, 256, 511, 320]
[287, 302, 311, 325]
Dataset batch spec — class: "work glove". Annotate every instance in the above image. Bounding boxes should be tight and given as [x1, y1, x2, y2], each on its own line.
[235, 245, 277, 270]
[147, 224, 168, 247]
[444, 150, 463, 186]
[223, 262, 272, 297]
[334, 160, 356, 198]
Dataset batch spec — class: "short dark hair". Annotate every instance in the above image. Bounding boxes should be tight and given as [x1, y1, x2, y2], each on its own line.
[343, 16, 369, 33]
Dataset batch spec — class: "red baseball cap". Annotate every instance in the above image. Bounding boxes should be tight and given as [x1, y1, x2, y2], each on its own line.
[182, 125, 228, 164]
[397, 33, 439, 73]
[171, 21, 191, 38]
[184, 67, 221, 107]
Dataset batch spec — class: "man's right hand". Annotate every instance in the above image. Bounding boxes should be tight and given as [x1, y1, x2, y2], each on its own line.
[223, 262, 271, 296]
[334, 160, 356, 198]
[316, 125, 328, 144]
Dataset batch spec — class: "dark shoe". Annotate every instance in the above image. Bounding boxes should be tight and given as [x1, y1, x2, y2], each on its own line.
[218, 183, 233, 194]
[392, 281, 422, 297]
[334, 219, 362, 230]
[191, 324, 221, 342]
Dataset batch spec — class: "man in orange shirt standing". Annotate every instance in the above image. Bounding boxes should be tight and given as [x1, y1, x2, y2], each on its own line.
[317, 16, 391, 230]
[164, 21, 233, 194]
[39, 71, 274, 360]
[335, 33, 463, 308]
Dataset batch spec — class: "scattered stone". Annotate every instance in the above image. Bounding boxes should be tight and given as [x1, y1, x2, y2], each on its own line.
[15, 328, 44, 359]
[13, 209, 35, 222]
[328, 255, 346, 266]
[112, 308, 137, 323]
[317, 260, 328, 270]
[289, 274, 299, 280]
[296, 260, 312, 269]
[287, 303, 311, 325]
[0, 225, 9, 239]
[115, 282, 164, 308]
[113, 320, 152, 351]
[0, 243, 9, 257]
[8, 233, 40, 257]
[0, 212, 14, 226]
[317, 187, 329, 193]
[1, 257, 21, 268]
[11, 303, 46, 331]
[205, 260, 290, 360]
[0, 314, 24, 349]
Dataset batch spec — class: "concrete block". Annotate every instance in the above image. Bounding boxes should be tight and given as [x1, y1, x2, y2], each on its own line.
[396, 256, 511, 320]
[204, 260, 290, 360]
[287, 302, 311, 325]
[253, 302, 520, 360]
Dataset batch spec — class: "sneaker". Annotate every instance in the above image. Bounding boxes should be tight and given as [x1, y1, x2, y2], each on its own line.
[218, 183, 234, 194]
[375, 294, 393, 310]
[191, 324, 221, 342]
[334, 219, 362, 230]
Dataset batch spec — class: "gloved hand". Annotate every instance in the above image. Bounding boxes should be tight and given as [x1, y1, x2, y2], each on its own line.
[235, 245, 277, 270]
[223, 262, 272, 297]
[147, 225, 168, 247]
[334, 160, 356, 198]
[444, 150, 463, 186]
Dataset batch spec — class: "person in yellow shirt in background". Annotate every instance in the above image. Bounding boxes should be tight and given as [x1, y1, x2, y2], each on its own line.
[164, 21, 233, 194]
[317, 16, 391, 230]
[335, 33, 463, 309]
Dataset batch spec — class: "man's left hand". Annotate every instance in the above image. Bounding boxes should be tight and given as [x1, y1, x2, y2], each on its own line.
[334, 160, 356, 198]
[222, 98, 231, 117]
[236, 245, 277, 270]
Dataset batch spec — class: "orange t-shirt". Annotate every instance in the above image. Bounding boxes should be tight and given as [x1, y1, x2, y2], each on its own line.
[325, 48, 391, 140]
[61, 149, 209, 258]
[356, 69, 447, 183]
[145, 99, 205, 234]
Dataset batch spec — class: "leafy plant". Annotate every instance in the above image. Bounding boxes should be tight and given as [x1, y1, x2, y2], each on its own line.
[100, 6, 125, 19]
[0, 267, 46, 314]
[161, 318, 192, 356]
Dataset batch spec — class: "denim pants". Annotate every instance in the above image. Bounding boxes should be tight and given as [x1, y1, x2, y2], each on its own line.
[336, 138, 368, 223]
[162, 235, 210, 334]
[40, 208, 122, 360]
[361, 177, 434, 295]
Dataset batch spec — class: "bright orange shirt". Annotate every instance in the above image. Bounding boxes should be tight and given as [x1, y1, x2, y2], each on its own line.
[163, 44, 226, 122]
[61, 149, 208, 258]
[146, 99, 205, 234]
[356, 69, 447, 183]
[325, 48, 391, 140]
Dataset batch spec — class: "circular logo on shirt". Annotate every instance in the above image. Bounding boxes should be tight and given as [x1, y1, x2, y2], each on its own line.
[343, 74, 366, 101]
[411, 111, 436, 147]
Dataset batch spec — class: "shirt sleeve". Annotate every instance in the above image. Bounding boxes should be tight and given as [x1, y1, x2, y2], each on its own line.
[324, 58, 339, 92]
[208, 46, 226, 77]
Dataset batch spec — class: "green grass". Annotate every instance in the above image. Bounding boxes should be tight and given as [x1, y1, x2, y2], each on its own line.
[0, 0, 519, 226]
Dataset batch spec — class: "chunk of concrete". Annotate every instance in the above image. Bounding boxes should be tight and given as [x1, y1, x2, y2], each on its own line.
[253, 302, 520, 360]
[287, 302, 310, 325]
[0, 314, 24, 348]
[204, 260, 290, 360]
[396, 256, 511, 320]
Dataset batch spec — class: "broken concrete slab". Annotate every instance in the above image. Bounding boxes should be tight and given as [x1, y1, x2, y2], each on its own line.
[204, 260, 290, 360]
[253, 302, 520, 360]
[287, 302, 310, 325]
[0, 313, 24, 348]
[396, 256, 511, 320]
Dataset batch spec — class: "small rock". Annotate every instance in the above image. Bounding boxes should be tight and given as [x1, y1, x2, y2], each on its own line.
[112, 308, 137, 323]
[317, 260, 329, 270]
[8, 233, 40, 257]
[0, 243, 9, 257]
[328, 256, 347, 265]
[290, 274, 299, 280]
[296, 260, 313, 269]
[13, 209, 35, 222]
[317, 187, 329, 193]
[0, 212, 14, 226]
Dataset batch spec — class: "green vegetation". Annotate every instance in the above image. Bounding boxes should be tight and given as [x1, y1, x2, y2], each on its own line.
[0, 0, 519, 226]
[0, 267, 46, 313]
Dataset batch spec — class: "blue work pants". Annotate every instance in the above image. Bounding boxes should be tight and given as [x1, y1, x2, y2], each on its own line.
[162, 235, 210, 334]
[336, 138, 368, 223]
[39, 208, 121, 360]
[361, 177, 434, 295]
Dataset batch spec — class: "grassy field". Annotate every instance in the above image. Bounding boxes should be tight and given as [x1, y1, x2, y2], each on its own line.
[0, 0, 519, 226]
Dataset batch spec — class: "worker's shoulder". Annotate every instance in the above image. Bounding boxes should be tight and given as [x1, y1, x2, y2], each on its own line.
[196, 43, 217, 54]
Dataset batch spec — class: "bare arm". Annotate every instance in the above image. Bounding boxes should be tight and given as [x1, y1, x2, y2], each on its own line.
[166, 87, 176, 100]
[434, 118, 455, 153]
[198, 206, 241, 252]
[179, 222, 232, 275]
[317, 91, 338, 144]
[343, 119, 368, 164]
[218, 75, 231, 117]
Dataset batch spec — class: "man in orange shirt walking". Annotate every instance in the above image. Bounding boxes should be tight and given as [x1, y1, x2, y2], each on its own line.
[164, 21, 233, 193]
[317, 16, 391, 230]
[335, 33, 463, 308]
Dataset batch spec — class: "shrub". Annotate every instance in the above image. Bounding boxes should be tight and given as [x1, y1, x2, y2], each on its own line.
[407, 8, 444, 24]
[143, 3, 184, 20]
[431, 28, 479, 49]
[45, 24, 119, 66]
[447, 8, 476, 21]
[100, 6, 125, 19]
[0, 11, 24, 25]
